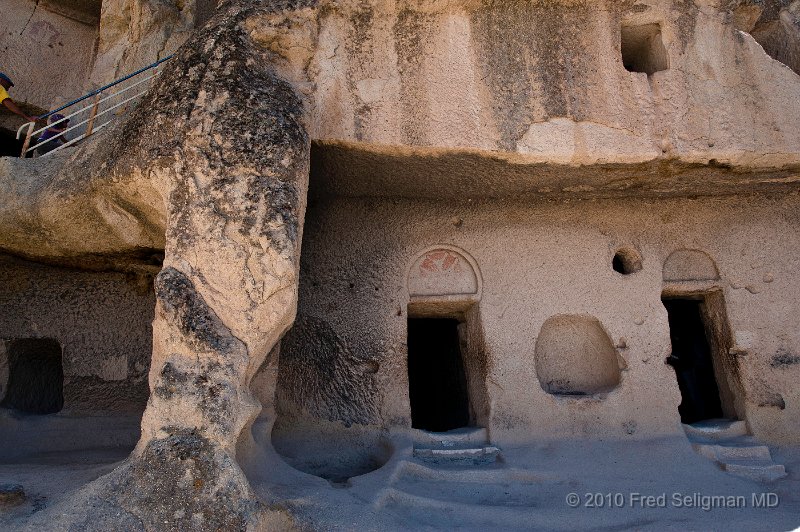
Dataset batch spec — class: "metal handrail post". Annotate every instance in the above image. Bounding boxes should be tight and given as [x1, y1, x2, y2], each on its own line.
[19, 122, 35, 158]
[84, 93, 102, 137]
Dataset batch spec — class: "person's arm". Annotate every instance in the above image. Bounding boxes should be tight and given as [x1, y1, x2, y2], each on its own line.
[2, 98, 36, 122]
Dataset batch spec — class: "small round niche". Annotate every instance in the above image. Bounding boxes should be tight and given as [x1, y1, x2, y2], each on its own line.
[612, 247, 642, 275]
[535, 315, 621, 396]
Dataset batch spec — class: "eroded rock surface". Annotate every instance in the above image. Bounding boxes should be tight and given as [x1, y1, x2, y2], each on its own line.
[7, 0, 309, 528]
[2, 0, 800, 530]
[276, 314, 380, 426]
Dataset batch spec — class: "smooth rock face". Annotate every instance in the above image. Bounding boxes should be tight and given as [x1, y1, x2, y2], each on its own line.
[0, 0, 799, 530]
[0, 0, 99, 116]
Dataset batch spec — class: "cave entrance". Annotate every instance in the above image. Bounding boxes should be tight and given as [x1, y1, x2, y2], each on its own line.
[0, 127, 24, 158]
[407, 318, 470, 432]
[1, 338, 64, 414]
[662, 293, 741, 425]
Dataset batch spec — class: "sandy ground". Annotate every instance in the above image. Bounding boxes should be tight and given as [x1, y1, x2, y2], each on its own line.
[1, 437, 798, 530]
[0, 447, 130, 527]
[253, 435, 800, 531]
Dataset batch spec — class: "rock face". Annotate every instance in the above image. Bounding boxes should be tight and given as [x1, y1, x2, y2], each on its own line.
[0, 255, 154, 414]
[88, 0, 198, 86]
[3, 1, 308, 528]
[0, 0, 800, 530]
[257, 0, 800, 169]
[740, 0, 800, 75]
[275, 314, 380, 425]
[0, 0, 100, 115]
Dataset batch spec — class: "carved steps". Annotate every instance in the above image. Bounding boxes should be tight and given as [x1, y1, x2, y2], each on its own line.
[683, 419, 749, 440]
[684, 419, 787, 482]
[411, 427, 500, 464]
[721, 461, 787, 483]
[373, 457, 545, 527]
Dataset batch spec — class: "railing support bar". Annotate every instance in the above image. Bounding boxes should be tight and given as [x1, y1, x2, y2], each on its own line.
[85, 93, 102, 137]
[19, 122, 35, 158]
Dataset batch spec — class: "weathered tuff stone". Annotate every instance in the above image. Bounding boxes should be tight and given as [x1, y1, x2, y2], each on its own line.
[107, 430, 264, 530]
[276, 314, 381, 426]
[88, 0, 196, 87]
[2, 0, 800, 529]
[7, 0, 309, 529]
[5, 0, 800, 270]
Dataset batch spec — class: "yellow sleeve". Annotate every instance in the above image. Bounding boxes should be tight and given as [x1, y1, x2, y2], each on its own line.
[0, 86, 8, 103]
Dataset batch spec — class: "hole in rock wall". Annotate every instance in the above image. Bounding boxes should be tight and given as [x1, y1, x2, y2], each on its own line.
[612, 247, 643, 275]
[1, 338, 64, 414]
[621, 23, 670, 74]
[405, 247, 489, 429]
[45, 0, 103, 22]
[407, 318, 470, 432]
[0, 255, 155, 467]
[535, 315, 621, 396]
[663, 299, 723, 424]
[0, 127, 25, 157]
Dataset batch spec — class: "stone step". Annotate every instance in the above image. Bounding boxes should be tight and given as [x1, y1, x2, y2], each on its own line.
[373, 487, 538, 528]
[413, 446, 500, 464]
[412, 427, 490, 449]
[394, 460, 543, 483]
[721, 460, 787, 483]
[692, 443, 772, 462]
[683, 419, 748, 441]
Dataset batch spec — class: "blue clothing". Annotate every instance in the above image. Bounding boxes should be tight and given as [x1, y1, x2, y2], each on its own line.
[36, 127, 67, 155]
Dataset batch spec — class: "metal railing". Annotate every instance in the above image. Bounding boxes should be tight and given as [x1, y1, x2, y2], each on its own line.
[16, 55, 172, 158]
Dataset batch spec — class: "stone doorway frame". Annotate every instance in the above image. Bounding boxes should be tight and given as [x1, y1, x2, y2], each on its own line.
[661, 285, 746, 422]
[405, 246, 490, 429]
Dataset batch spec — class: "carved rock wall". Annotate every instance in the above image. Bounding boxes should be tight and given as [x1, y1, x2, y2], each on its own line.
[89, 0, 198, 86]
[0, 254, 153, 414]
[0, 0, 99, 113]
[3, 1, 309, 528]
[289, 190, 800, 445]
[248, 0, 800, 168]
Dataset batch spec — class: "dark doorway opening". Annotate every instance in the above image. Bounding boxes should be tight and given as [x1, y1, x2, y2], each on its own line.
[407, 318, 470, 432]
[1, 338, 64, 414]
[663, 299, 724, 424]
[1, 127, 25, 158]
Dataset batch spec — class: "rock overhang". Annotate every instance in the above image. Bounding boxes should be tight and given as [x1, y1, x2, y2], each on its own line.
[243, 0, 800, 172]
[310, 139, 800, 200]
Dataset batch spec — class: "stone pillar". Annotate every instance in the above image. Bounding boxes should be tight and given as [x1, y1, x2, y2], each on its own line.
[127, 0, 310, 525]
[17, 2, 310, 529]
